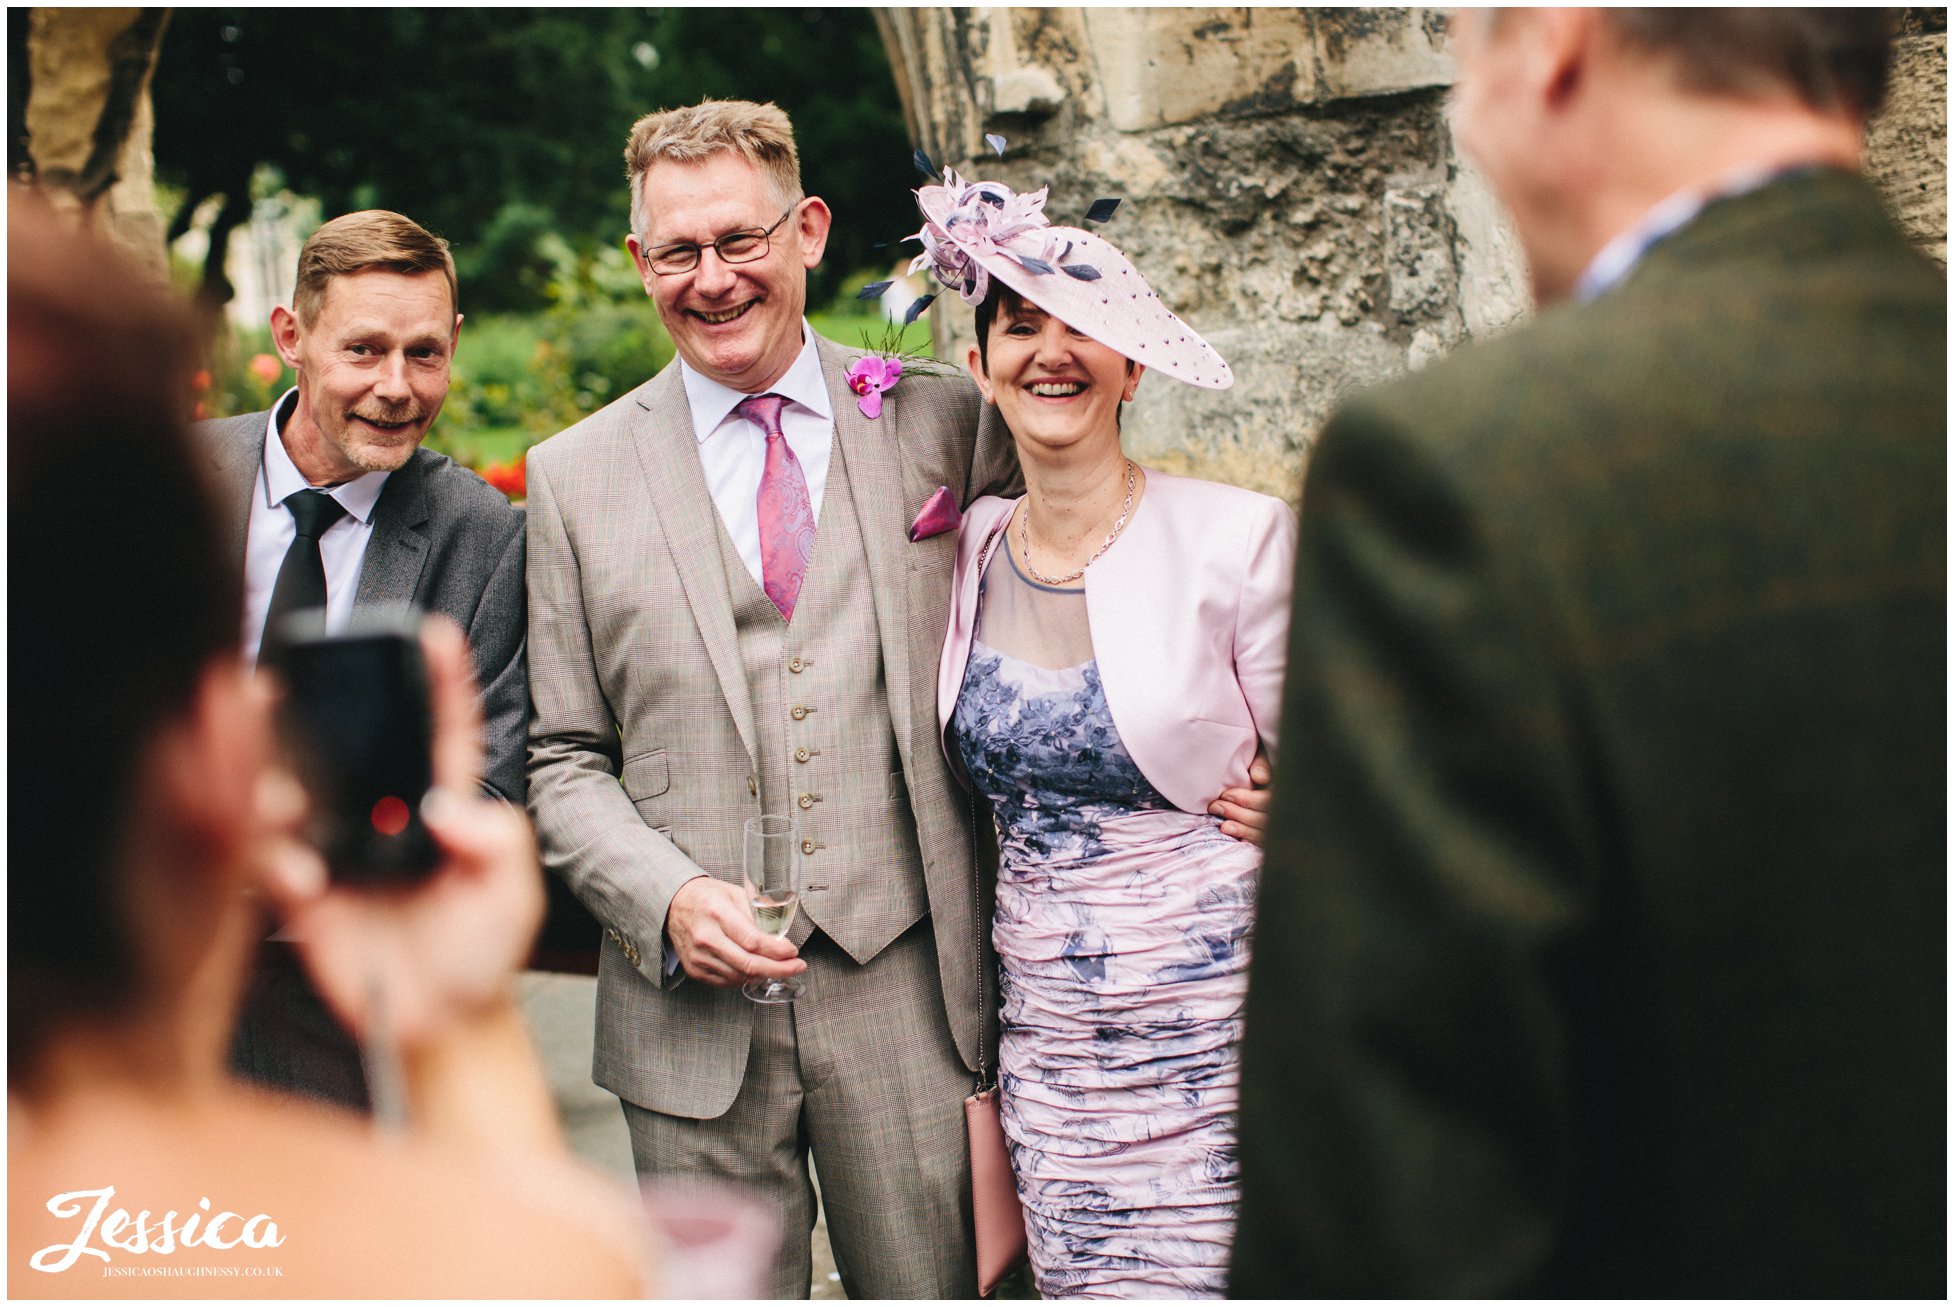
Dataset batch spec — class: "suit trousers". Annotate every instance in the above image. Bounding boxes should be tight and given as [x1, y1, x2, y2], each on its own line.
[622, 919, 977, 1299]
[229, 935, 369, 1110]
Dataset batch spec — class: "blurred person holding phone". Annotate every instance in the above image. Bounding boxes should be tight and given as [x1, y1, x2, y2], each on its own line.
[7, 196, 645, 1296]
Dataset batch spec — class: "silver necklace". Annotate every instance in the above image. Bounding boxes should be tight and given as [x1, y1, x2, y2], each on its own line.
[1018, 458, 1136, 587]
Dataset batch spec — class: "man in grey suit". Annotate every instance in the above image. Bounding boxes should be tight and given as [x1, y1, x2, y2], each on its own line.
[526, 101, 1015, 1297]
[204, 210, 526, 1108]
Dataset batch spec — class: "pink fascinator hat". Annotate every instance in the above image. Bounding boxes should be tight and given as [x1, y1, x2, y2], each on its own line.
[902, 163, 1232, 391]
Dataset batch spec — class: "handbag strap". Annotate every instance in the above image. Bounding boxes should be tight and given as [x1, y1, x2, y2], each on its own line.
[967, 512, 1009, 1092]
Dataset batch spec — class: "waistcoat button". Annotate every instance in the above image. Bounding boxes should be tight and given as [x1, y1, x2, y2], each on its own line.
[801, 839, 816, 855]
[797, 793, 814, 810]
[795, 747, 810, 763]
[788, 656, 804, 673]
[791, 705, 808, 721]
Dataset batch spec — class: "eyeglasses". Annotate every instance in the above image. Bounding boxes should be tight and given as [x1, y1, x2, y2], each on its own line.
[643, 203, 800, 276]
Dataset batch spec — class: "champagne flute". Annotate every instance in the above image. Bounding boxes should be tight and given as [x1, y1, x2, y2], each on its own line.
[742, 814, 804, 1003]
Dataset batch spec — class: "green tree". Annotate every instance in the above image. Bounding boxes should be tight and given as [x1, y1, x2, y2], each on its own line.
[624, 8, 921, 303]
[149, 8, 915, 312]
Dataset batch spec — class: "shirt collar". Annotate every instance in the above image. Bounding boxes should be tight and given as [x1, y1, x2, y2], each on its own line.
[679, 323, 833, 444]
[1574, 164, 1795, 303]
[262, 387, 391, 524]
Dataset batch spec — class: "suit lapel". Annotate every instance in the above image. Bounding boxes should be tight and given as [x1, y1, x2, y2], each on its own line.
[820, 337, 919, 753]
[355, 451, 431, 605]
[213, 400, 434, 608]
[207, 412, 266, 570]
[630, 366, 760, 768]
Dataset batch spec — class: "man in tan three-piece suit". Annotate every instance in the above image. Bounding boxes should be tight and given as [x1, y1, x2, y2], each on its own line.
[524, 101, 1017, 1297]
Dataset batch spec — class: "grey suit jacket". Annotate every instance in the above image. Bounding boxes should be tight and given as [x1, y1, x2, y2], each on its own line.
[526, 336, 1017, 1117]
[198, 406, 529, 801]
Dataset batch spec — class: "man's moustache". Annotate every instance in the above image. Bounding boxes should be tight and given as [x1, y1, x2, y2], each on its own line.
[350, 407, 428, 428]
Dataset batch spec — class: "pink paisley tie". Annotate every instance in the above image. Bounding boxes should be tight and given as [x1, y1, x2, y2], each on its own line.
[737, 393, 814, 621]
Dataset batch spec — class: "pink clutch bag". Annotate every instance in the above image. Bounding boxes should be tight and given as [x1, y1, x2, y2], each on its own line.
[965, 1084, 1026, 1295]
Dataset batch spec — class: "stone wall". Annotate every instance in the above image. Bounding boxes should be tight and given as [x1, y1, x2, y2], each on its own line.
[21, 8, 171, 275]
[1867, 11, 1948, 267]
[876, 8, 1946, 500]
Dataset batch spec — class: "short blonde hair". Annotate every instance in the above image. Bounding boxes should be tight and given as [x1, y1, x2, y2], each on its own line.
[624, 99, 803, 243]
[292, 210, 457, 325]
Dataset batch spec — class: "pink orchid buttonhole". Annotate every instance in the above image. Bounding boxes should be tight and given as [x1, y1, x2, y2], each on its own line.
[845, 354, 904, 419]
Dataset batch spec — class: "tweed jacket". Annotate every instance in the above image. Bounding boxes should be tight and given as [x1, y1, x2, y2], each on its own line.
[525, 336, 1017, 1118]
[940, 470, 1296, 813]
[198, 407, 529, 802]
[1231, 170, 1946, 1298]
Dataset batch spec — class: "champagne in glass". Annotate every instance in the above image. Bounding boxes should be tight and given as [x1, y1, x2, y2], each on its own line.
[742, 814, 804, 1004]
[749, 896, 796, 935]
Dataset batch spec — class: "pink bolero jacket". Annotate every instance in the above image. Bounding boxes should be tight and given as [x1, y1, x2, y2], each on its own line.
[938, 466, 1298, 815]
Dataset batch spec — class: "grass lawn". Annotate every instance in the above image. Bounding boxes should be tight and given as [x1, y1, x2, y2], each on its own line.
[808, 312, 934, 358]
[433, 424, 532, 469]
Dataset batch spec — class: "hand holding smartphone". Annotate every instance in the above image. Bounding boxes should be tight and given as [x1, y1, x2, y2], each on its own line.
[267, 606, 439, 885]
[260, 614, 544, 1057]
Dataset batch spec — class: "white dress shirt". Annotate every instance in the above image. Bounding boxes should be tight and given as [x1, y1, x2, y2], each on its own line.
[241, 389, 393, 660]
[680, 324, 834, 590]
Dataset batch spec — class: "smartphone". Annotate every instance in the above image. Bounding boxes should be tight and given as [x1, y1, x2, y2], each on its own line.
[267, 606, 439, 885]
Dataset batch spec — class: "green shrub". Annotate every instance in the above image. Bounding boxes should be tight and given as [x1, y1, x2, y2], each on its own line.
[195, 323, 290, 423]
[541, 301, 674, 420]
[437, 300, 673, 468]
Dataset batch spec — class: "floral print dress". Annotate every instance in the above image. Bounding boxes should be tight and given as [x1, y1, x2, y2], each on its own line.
[951, 537, 1260, 1299]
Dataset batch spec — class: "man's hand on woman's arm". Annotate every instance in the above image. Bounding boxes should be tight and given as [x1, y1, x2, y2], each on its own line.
[1213, 748, 1275, 846]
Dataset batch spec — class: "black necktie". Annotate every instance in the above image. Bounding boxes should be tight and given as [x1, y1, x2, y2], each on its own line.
[261, 489, 348, 650]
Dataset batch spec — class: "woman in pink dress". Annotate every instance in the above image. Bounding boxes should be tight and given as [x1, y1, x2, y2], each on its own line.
[915, 169, 1297, 1297]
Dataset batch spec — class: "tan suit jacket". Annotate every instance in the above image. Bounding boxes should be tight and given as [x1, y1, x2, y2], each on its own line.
[526, 336, 1015, 1118]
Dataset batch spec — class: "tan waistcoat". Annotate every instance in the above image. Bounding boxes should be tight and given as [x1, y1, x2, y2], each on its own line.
[713, 435, 930, 961]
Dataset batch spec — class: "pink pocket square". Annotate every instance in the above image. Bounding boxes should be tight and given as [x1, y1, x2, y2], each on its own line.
[908, 486, 962, 542]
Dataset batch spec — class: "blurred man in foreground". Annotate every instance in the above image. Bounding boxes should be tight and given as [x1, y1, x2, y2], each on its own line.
[1233, 10, 1943, 1297]
[7, 197, 643, 1297]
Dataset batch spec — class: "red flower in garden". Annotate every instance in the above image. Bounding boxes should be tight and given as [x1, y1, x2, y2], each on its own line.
[249, 353, 284, 384]
[191, 369, 212, 392]
[480, 460, 526, 501]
